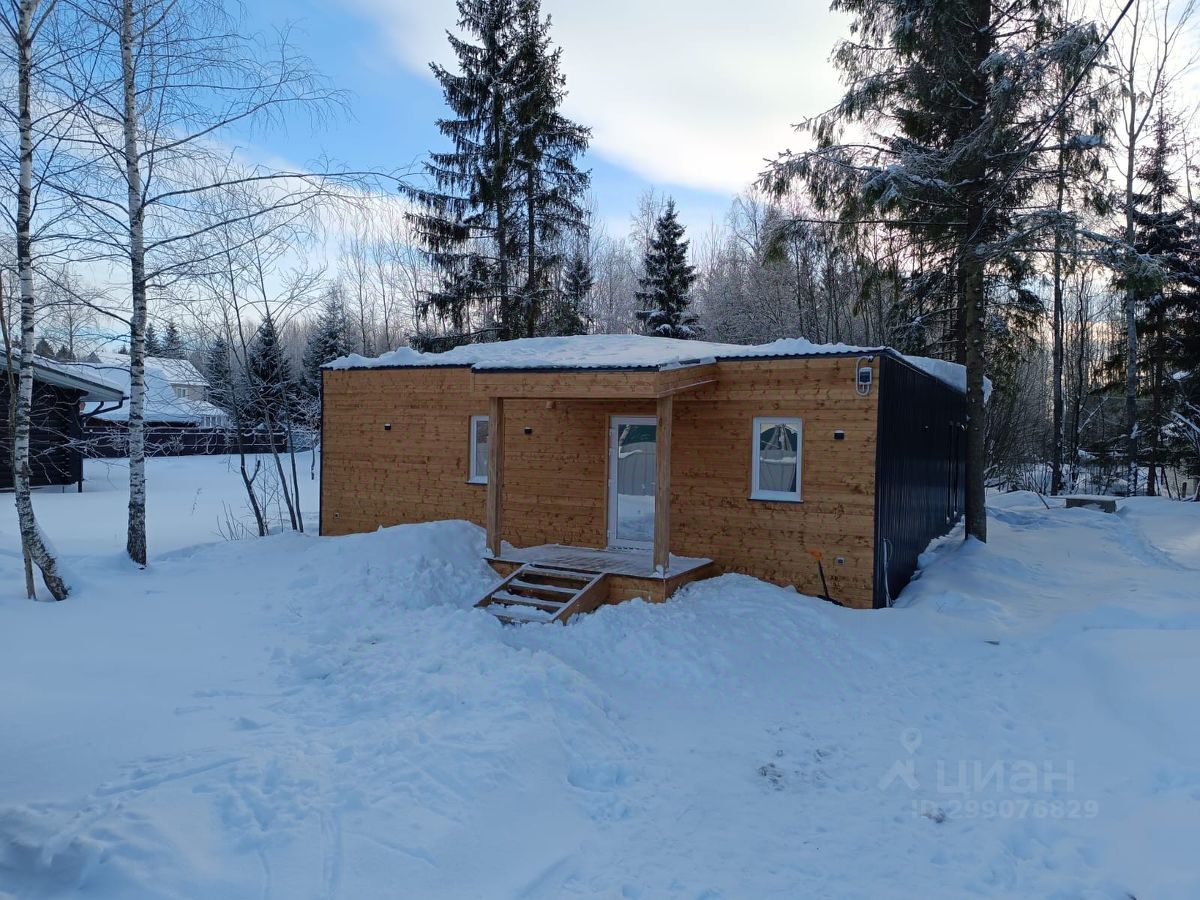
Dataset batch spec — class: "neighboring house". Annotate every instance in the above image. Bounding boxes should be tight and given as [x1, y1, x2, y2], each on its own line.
[1, 352, 125, 491]
[320, 334, 972, 616]
[67, 353, 229, 429]
[152, 357, 211, 404]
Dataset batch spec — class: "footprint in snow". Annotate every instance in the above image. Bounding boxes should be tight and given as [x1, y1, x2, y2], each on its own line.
[757, 762, 786, 790]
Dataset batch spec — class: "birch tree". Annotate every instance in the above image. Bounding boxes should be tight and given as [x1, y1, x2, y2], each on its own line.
[67, 0, 350, 565]
[0, 0, 77, 599]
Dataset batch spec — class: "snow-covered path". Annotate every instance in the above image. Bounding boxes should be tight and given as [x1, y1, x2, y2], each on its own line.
[2, 460, 1198, 898]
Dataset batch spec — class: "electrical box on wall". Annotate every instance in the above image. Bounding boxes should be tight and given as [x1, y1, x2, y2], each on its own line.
[855, 355, 874, 397]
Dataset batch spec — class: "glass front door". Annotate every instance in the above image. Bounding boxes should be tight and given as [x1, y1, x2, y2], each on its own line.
[608, 416, 656, 548]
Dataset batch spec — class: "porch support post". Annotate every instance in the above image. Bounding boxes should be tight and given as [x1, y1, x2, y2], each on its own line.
[486, 396, 504, 558]
[654, 394, 672, 573]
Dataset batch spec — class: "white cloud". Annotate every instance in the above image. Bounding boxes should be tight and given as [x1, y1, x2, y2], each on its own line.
[348, 0, 848, 193]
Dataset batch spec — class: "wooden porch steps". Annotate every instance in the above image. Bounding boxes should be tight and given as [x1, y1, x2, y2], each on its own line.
[476, 564, 610, 625]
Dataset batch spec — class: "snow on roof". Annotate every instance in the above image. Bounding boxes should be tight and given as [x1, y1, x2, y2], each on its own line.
[61, 358, 228, 425]
[326, 334, 979, 396]
[148, 356, 208, 386]
[0, 350, 125, 402]
[90, 352, 209, 387]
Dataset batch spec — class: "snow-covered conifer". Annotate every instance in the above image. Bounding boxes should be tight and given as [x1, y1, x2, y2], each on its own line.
[635, 200, 699, 339]
[301, 290, 352, 397]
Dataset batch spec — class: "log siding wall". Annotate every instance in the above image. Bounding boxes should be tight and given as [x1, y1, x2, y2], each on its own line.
[0, 380, 85, 490]
[321, 356, 880, 608]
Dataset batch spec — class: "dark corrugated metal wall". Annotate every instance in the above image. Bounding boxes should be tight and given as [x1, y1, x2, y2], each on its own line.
[873, 355, 967, 608]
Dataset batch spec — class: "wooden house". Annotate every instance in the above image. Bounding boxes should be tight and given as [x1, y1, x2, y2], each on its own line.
[319, 335, 968, 619]
[1, 353, 125, 492]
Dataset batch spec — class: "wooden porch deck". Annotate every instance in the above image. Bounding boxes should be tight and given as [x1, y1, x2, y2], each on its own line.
[491, 543, 711, 578]
[484, 543, 717, 609]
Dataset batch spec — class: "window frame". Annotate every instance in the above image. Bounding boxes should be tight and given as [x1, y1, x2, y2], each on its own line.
[750, 416, 803, 503]
[468, 414, 489, 485]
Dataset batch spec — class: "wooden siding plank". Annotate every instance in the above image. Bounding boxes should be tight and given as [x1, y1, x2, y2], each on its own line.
[654, 395, 672, 572]
[486, 396, 504, 557]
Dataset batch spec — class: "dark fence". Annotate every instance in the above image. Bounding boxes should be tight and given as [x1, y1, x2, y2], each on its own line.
[82, 426, 317, 459]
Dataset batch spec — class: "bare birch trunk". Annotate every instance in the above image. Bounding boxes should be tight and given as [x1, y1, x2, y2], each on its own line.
[1123, 83, 1140, 496]
[225, 291, 268, 536]
[262, 415, 298, 533]
[1050, 132, 1067, 496]
[1147, 307, 1163, 495]
[231, 396, 267, 536]
[2, 281, 38, 599]
[1070, 277, 1088, 487]
[120, 0, 148, 565]
[12, 0, 69, 599]
[284, 409, 304, 533]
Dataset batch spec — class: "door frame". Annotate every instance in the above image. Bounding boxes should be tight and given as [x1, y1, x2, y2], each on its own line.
[607, 415, 656, 549]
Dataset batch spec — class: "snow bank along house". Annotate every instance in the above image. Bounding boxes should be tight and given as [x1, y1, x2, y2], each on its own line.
[1, 352, 125, 491]
[320, 335, 969, 619]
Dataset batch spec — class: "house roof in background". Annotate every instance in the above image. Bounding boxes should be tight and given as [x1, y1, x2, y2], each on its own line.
[1, 351, 126, 403]
[149, 356, 209, 387]
[61, 357, 227, 425]
[325, 334, 976, 396]
[88, 352, 209, 387]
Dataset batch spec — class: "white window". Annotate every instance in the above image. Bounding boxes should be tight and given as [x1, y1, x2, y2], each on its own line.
[751, 417, 802, 502]
[468, 415, 489, 484]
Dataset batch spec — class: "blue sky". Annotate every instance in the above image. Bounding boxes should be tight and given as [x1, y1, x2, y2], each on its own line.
[241, 0, 847, 240]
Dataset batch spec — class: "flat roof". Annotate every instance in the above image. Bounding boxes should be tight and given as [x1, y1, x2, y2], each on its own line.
[325, 334, 973, 395]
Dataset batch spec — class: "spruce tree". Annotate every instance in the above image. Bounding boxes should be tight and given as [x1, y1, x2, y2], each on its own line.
[246, 316, 292, 426]
[760, 0, 1103, 541]
[1111, 110, 1200, 493]
[405, 0, 589, 341]
[404, 0, 521, 338]
[144, 323, 161, 358]
[510, 0, 590, 336]
[204, 336, 236, 416]
[635, 200, 699, 339]
[160, 321, 184, 359]
[543, 249, 591, 336]
[301, 291, 352, 397]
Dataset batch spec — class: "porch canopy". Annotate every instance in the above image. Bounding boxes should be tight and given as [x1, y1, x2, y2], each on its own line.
[478, 360, 719, 574]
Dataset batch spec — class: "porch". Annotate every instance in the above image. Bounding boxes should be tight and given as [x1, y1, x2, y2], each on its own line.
[476, 363, 720, 621]
[478, 544, 716, 624]
[481, 361, 718, 568]
[487, 543, 716, 601]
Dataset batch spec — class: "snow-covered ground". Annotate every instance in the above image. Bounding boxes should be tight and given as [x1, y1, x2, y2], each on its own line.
[2, 457, 1198, 898]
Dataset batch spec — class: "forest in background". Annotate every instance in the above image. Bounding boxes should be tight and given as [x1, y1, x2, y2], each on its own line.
[5, 0, 1200, 598]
